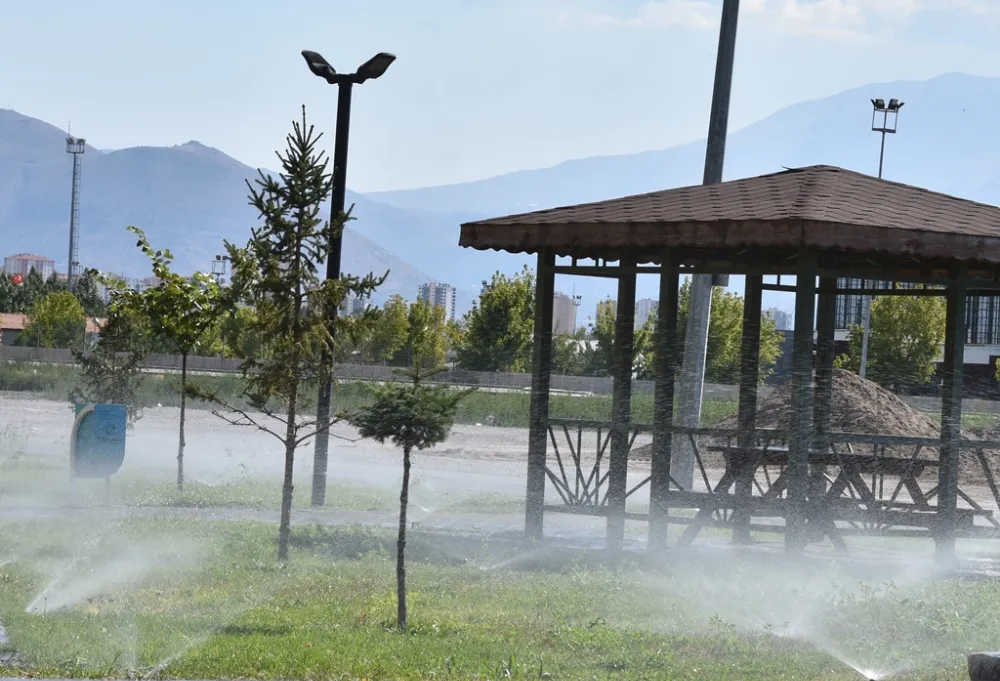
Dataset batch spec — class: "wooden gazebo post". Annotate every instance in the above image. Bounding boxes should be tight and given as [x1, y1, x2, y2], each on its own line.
[787, 250, 818, 554]
[732, 273, 763, 544]
[937, 268, 967, 563]
[525, 250, 556, 541]
[606, 256, 637, 552]
[649, 251, 680, 550]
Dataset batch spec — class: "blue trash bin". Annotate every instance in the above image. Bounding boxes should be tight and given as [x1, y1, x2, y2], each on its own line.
[71, 403, 127, 479]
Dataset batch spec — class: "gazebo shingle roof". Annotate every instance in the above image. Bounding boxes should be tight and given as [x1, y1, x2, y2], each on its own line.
[459, 165, 1000, 264]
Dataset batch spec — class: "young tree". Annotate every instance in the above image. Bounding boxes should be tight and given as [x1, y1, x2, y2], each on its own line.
[120, 226, 224, 492]
[587, 299, 656, 378]
[18, 291, 87, 348]
[20, 269, 47, 313]
[73, 272, 107, 317]
[676, 280, 783, 385]
[395, 298, 448, 371]
[195, 108, 384, 561]
[219, 306, 267, 361]
[44, 273, 67, 295]
[0, 275, 19, 314]
[69, 300, 148, 427]
[455, 267, 535, 372]
[551, 329, 592, 376]
[351, 365, 470, 632]
[368, 294, 409, 364]
[838, 291, 946, 391]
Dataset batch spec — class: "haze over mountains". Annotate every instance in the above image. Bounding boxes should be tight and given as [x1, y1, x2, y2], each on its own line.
[0, 109, 478, 307]
[368, 72, 1000, 317]
[2, 72, 998, 319]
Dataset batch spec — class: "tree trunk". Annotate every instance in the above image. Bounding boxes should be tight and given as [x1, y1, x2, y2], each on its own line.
[396, 445, 411, 631]
[177, 352, 187, 493]
[277, 387, 298, 562]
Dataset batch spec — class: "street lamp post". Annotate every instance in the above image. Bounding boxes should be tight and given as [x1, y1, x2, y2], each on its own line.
[859, 97, 904, 380]
[212, 255, 231, 358]
[301, 49, 396, 507]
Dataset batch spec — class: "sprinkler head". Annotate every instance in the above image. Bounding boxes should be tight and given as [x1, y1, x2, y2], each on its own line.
[968, 652, 1000, 681]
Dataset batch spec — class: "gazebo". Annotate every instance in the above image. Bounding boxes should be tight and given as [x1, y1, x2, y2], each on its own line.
[459, 165, 1000, 561]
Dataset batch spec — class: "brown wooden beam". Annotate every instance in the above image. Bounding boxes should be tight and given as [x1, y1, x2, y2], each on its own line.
[936, 267, 967, 565]
[525, 250, 556, 541]
[787, 250, 818, 554]
[606, 255, 637, 552]
[733, 274, 763, 544]
[649, 251, 679, 551]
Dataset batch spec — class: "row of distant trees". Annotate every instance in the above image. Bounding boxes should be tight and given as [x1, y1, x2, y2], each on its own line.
[9, 261, 789, 384]
[5, 258, 953, 392]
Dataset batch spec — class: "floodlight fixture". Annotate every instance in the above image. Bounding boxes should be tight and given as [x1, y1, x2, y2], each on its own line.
[871, 96, 903, 135]
[356, 52, 396, 82]
[301, 50, 337, 82]
[301, 49, 396, 85]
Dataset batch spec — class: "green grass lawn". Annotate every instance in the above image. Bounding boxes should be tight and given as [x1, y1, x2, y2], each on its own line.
[0, 517, 995, 681]
[0, 361, 738, 429]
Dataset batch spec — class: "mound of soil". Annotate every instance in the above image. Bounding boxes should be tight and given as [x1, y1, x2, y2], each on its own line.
[714, 368, 941, 439]
[631, 369, 1000, 481]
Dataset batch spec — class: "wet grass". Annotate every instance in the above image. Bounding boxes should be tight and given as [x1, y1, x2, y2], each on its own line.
[0, 361, 737, 429]
[0, 456, 525, 516]
[1, 518, 996, 680]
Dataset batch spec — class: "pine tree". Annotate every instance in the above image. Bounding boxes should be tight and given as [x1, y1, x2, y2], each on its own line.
[352, 364, 470, 631]
[194, 107, 385, 561]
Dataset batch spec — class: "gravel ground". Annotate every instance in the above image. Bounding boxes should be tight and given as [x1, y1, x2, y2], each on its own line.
[3, 393, 998, 541]
[0, 393, 654, 508]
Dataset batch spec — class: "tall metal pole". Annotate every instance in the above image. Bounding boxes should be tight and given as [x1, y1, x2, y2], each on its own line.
[311, 81, 354, 508]
[673, 0, 741, 486]
[860, 108, 891, 380]
[66, 136, 86, 291]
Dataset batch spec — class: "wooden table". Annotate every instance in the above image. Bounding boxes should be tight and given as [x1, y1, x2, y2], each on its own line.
[674, 444, 989, 550]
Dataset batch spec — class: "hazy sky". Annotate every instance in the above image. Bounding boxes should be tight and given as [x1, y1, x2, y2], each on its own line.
[3, 0, 999, 193]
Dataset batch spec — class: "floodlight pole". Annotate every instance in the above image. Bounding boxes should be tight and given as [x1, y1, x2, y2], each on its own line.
[859, 98, 903, 380]
[312, 80, 352, 509]
[66, 135, 86, 291]
[302, 49, 395, 508]
[674, 0, 740, 487]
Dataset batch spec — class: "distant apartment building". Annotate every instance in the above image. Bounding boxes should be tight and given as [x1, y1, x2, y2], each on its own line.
[763, 306, 793, 331]
[635, 298, 658, 329]
[3, 253, 55, 280]
[552, 291, 578, 334]
[417, 282, 457, 322]
[339, 293, 367, 317]
[136, 276, 162, 291]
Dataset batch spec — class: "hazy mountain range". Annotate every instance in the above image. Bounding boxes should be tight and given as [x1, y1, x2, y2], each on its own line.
[2, 72, 999, 319]
[0, 109, 479, 307]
